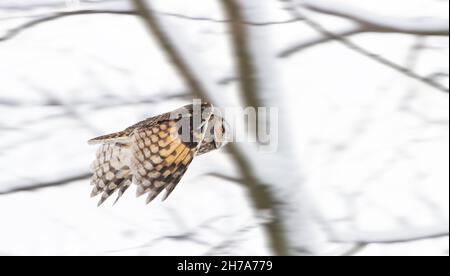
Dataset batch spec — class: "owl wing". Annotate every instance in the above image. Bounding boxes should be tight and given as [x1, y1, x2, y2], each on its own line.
[89, 111, 198, 205]
[87, 111, 172, 145]
[131, 119, 196, 204]
[89, 112, 172, 206]
[90, 140, 133, 206]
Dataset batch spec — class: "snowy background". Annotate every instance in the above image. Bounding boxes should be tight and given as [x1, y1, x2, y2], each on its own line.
[0, 0, 448, 256]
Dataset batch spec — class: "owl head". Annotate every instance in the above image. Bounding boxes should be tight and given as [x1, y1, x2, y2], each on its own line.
[171, 101, 228, 155]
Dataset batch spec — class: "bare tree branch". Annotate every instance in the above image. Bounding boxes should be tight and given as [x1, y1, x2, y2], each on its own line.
[0, 7, 303, 42]
[0, 10, 137, 42]
[204, 172, 243, 184]
[284, 2, 449, 93]
[331, 225, 449, 244]
[220, 0, 327, 255]
[204, 221, 260, 255]
[279, 24, 363, 57]
[299, 0, 449, 36]
[24, 79, 101, 134]
[105, 214, 232, 254]
[0, 0, 123, 11]
[0, 92, 189, 108]
[0, 172, 91, 195]
[280, 0, 449, 57]
[220, 0, 262, 110]
[125, 12, 302, 26]
[311, 192, 449, 247]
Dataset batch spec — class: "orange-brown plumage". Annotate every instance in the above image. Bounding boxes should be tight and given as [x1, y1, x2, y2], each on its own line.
[88, 102, 227, 206]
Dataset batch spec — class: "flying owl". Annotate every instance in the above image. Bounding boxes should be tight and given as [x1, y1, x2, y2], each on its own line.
[88, 102, 227, 206]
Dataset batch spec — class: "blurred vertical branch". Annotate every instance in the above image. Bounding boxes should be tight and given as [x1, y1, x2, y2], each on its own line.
[130, 0, 207, 99]
[219, 0, 261, 110]
[220, 0, 326, 255]
[130, 0, 290, 255]
[219, 0, 291, 255]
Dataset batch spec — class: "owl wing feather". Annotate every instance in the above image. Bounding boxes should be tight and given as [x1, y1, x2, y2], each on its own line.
[90, 141, 133, 206]
[89, 111, 197, 206]
[131, 120, 196, 204]
[89, 113, 169, 206]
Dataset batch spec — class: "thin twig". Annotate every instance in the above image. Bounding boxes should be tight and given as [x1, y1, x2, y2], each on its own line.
[330, 225, 449, 244]
[204, 172, 243, 184]
[300, 0, 449, 36]
[278, 25, 363, 57]
[105, 215, 231, 254]
[0, 10, 137, 42]
[285, 4, 449, 93]
[0, 172, 91, 195]
[0, 9, 302, 42]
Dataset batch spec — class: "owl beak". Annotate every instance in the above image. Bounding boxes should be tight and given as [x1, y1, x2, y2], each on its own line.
[197, 120, 208, 130]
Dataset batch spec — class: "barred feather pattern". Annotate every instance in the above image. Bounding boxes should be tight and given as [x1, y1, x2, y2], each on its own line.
[131, 120, 196, 204]
[90, 142, 133, 206]
[88, 102, 226, 206]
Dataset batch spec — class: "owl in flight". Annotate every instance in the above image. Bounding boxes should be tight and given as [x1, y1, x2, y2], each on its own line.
[88, 102, 227, 206]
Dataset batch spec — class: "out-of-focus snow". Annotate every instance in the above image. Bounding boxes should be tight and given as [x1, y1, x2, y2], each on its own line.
[0, 0, 448, 255]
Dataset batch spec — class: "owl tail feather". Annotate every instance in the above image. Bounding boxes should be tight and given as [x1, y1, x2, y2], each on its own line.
[88, 131, 131, 145]
[93, 174, 132, 207]
[90, 142, 133, 207]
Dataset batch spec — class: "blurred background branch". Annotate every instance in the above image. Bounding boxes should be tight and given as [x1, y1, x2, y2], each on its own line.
[299, 0, 449, 36]
[281, 0, 449, 93]
[331, 224, 449, 244]
[281, 0, 449, 56]
[0, 10, 137, 42]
